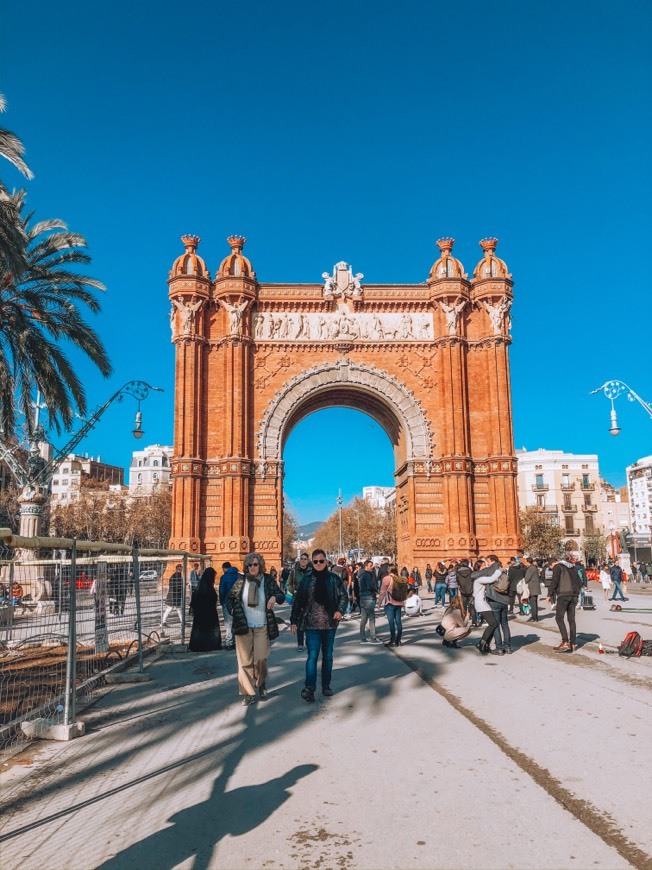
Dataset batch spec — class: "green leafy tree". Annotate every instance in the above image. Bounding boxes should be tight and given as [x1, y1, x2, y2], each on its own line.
[0, 192, 112, 436]
[519, 506, 563, 560]
[313, 496, 396, 559]
[282, 499, 298, 561]
[583, 530, 608, 565]
[0, 95, 32, 279]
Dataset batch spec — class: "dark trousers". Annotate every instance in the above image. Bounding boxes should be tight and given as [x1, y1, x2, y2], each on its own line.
[530, 594, 539, 621]
[489, 601, 511, 650]
[480, 608, 498, 645]
[555, 595, 577, 644]
[460, 592, 476, 624]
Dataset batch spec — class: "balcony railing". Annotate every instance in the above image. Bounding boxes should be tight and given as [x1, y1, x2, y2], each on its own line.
[582, 504, 598, 512]
[531, 484, 549, 492]
[561, 504, 577, 512]
[564, 528, 580, 537]
[580, 482, 596, 491]
[560, 483, 576, 492]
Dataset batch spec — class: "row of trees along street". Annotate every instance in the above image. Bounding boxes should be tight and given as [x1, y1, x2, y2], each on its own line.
[519, 506, 608, 564]
[312, 496, 396, 559]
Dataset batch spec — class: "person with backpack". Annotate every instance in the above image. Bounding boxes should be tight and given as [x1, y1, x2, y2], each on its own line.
[524, 558, 541, 622]
[609, 563, 627, 602]
[472, 558, 501, 654]
[482, 555, 514, 655]
[379, 563, 407, 647]
[547, 550, 583, 652]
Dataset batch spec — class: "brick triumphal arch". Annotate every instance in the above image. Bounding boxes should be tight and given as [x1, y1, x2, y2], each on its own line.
[168, 235, 521, 567]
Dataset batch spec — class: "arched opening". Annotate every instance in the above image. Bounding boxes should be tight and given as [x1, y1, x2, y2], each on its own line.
[283, 407, 396, 553]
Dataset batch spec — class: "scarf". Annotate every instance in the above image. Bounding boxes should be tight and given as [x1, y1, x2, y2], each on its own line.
[313, 567, 329, 607]
[246, 572, 263, 607]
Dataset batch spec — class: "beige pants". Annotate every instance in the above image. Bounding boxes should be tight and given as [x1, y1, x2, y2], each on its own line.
[235, 627, 270, 696]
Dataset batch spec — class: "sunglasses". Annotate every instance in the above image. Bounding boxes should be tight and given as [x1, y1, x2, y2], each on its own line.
[312, 558, 326, 564]
[248, 562, 260, 568]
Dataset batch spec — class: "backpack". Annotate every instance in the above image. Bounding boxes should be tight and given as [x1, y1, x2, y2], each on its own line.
[391, 576, 409, 602]
[618, 631, 643, 658]
[492, 570, 510, 595]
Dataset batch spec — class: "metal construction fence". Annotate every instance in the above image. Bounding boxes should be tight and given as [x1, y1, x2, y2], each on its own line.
[0, 530, 212, 750]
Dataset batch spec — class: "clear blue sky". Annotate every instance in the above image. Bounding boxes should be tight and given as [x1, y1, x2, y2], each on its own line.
[2, 0, 651, 525]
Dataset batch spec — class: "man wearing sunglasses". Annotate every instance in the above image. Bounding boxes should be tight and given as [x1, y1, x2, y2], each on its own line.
[290, 548, 349, 702]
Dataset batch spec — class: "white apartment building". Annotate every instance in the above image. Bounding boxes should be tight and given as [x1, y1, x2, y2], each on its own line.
[627, 455, 652, 535]
[129, 444, 173, 494]
[516, 448, 602, 546]
[598, 479, 631, 536]
[362, 485, 396, 510]
[50, 454, 124, 502]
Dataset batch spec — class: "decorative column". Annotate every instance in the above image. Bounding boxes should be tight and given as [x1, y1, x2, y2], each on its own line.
[428, 238, 476, 557]
[211, 236, 258, 563]
[469, 238, 521, 559]
[168, 235, 211, 553]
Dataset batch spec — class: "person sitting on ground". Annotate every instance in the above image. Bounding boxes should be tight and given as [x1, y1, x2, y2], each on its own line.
[440, 594, 472, 648]
[404, 587, 423, 617]
[188, 567, 223, 652]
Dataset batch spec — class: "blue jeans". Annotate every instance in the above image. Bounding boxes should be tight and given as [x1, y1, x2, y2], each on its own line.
[384, 604, 403, 642]
[305, 628, 336, 691]
[434, 584, 447, 605]
[611, 579, 625, 600]
[489, 600, 511, 650]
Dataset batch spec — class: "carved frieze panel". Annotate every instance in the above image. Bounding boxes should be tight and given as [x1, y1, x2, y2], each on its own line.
[254, 309, 433, 342]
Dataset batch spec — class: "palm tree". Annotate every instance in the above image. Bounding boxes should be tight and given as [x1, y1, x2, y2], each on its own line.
[0, 94, 32, 279]
[0, 190, 112, 436]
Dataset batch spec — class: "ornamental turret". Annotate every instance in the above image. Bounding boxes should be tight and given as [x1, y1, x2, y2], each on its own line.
[168, 235, 211, 341]
[470, 238, 513, 340]
[428, 238, 470, 338]
[214, 235, 258, 339]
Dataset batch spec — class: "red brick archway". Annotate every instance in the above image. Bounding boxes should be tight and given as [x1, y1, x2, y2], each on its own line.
[168, 235, 521, 567]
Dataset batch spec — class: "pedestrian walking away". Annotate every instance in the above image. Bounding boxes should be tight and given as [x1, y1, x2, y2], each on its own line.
[433, 562, 448, 607]
[358, 559, 381, 643]
[379, 563, 406, 647]
[226, 553, 285, 705]
[524, 558, 541, 621]
[162, 564, 184, 628]
[547, 550, 582, 652]
[290, 549, 349, 701]
[455, 558, 476, 624]
[219, 561, 240, 649]
[188, 567, 223, 652]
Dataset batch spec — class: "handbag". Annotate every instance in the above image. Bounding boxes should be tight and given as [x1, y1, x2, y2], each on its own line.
[435, 623, 446, 637]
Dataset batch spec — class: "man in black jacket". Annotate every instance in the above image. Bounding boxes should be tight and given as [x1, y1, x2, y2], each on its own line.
[547, 551, 582, 652]
[290, 549, 349, 701]
[456, 559, 476, 625]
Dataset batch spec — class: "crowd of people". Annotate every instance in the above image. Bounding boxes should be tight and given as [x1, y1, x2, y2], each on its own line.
[180, 550, 649, 705]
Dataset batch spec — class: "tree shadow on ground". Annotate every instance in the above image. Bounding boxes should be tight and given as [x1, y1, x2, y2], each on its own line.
[96, 763, 319, 870]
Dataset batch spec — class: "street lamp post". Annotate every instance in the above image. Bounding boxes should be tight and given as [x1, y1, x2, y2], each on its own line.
[337, 489, 343, 557]
[0, 380, 163, 541]
[590, 380, 652, 436]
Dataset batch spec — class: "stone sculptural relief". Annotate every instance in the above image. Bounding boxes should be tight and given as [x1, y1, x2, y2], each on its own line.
[254, 310, 432, 342]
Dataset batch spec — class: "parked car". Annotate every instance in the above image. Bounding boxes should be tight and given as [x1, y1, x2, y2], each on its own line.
[139, 569, 158, 590]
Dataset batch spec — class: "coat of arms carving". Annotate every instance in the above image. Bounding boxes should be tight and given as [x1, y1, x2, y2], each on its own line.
[322, 261, 364, 298]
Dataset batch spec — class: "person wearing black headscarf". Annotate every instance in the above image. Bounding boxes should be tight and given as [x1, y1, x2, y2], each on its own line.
[188, 567, 223, 652]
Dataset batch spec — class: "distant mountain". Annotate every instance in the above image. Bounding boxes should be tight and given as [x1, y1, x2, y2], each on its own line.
[296, 521, 323, 539]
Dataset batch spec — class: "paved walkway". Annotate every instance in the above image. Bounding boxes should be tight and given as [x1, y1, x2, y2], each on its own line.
[1, 591, 651, 870]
